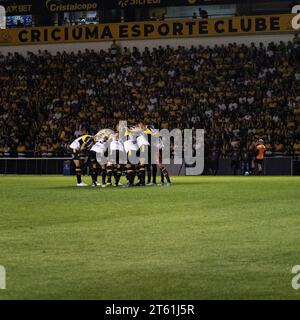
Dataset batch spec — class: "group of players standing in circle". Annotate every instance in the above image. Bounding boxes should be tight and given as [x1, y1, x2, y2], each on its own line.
[69, 123, 172, 188]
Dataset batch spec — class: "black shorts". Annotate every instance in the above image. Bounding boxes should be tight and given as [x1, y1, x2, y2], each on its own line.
[108, 150, 126, 165]
[255, 159, 263, 165]
[94, 150, 109, 166]
[88, 150, 97, 164]
[71, 149, 80, 160]
[210, 159, 219, 170]
[231, 160, 240, 169]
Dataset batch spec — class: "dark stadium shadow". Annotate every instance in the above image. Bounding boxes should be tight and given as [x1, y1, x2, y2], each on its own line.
[47, 185, 129, 190]
[47, 178, 231, 190]
[173, 180, 229, 185]
[48, 182, 227, 189]
[47, 186, 82, 190]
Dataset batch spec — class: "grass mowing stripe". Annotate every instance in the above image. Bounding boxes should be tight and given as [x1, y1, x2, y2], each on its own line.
[0, 176, 299, 299]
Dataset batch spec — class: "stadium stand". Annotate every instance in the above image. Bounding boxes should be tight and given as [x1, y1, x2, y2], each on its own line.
[0, 39, 300, 163]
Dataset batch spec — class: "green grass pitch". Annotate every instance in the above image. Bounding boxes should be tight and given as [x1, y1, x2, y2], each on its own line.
[0, 175, 300, 300]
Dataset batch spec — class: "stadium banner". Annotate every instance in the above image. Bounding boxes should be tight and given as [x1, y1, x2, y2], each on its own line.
[0, 0, 246, 15]
[0, 0, 32, 16]
[41, 0, 231, 12]
[0, 14, 296, 46]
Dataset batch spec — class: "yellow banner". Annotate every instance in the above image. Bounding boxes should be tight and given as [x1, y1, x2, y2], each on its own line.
[0, 14, 296, 46]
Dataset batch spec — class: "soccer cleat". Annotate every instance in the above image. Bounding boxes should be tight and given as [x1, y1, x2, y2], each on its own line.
[123, 182, 134, 188]
[91, 182, 98, 187]
[166, 182, 172, 187]
[101, 183, 107, 188]
[106, 182, 112, 187]
[115, 182, 123, 187]
[146, 182, 154, 186]
[77, 182, 88, 187]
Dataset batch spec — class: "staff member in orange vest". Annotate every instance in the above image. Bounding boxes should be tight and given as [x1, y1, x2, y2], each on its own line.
[255, 139, 266, 175]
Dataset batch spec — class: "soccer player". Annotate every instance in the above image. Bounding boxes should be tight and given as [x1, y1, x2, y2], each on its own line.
[255, 139, 266, 175]
[88, 148, 99, 187]
[150, 126, 171, 186]
[135, 123, 150, 186]
[90, 136, 109, 187]
[93, 128, 114, 187]
[231, 148, 240, 176]
[107, 130, 125, 187]
[249, 141, 257, 175]
[145, 126, 158, 186]
[241, 148, 251, 175]
[69, 134, 95, 186]
[159, 147, 172, 186]
[123, 125, 139, 187]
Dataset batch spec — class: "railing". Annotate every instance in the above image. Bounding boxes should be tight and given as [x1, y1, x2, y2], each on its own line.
[0, 157, 71, 175]
[213, 157, 299, 176]
[0, 156, 299, 176]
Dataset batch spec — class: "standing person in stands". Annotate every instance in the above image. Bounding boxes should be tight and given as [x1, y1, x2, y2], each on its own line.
[231, 148, 240, 176]
[248, 141, 257, 175]
[209, 146, 220, 176]
[255, 139, 266, 175]
[241, 148, 251, 175]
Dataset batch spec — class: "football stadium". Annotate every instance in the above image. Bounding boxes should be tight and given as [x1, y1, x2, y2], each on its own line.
[0, 0, 300, 305]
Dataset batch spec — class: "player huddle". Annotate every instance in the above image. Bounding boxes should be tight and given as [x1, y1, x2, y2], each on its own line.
[69, 123, 172, 188]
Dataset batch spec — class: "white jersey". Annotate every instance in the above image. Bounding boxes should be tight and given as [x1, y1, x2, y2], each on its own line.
[137, 133, 150, 148]
[110, 138, 125, 152]
[124, 128, 149, 152]
[124, 139, 139, 153]
[91, 139, 107, 153]
[69, 135, 94, 151]
[148, 128, 163, 150]
[158, 137, 164, 150]
[122, 130, 138, 153]
[69, 137, 82, 150]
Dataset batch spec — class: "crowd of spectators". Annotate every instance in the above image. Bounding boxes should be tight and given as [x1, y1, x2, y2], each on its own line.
[0, 39, 300, 163]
